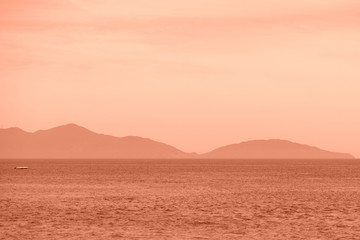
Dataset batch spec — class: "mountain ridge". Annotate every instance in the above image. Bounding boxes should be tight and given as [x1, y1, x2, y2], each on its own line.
[201, 139, 354, 159]
[0, 124, 355, 159]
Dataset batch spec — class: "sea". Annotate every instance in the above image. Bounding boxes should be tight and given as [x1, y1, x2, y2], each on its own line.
[1, 159, 360, 239]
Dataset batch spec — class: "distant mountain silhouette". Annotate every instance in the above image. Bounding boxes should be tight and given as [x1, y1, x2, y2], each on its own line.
[201, 139, 354, 159]
[0, 124, 187, 158]
[0, 124, 355, 159]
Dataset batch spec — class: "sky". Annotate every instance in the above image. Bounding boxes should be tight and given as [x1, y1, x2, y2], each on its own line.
[1, 0, 360, 156]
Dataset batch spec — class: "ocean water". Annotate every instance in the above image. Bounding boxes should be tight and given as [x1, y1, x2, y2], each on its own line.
[1, 159, 360, 239]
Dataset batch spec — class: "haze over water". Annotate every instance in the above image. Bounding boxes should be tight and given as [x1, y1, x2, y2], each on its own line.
[2, 0, 360, 239]
[1, 159, 360, 239]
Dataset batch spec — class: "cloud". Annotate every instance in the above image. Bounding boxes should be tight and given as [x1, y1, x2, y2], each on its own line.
[2, 0, 359, 34]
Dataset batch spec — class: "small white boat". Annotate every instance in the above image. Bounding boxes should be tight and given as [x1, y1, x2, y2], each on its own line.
[14, 167, 29, 169]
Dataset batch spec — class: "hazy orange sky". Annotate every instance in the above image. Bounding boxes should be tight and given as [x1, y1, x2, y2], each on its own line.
[1, 0, 360, 156]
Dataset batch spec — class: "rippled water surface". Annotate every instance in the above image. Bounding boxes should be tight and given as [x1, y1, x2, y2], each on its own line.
[1, 159, 360, 239]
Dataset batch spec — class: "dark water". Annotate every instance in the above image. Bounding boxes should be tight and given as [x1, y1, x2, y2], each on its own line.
[1, 159, 360, 239]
